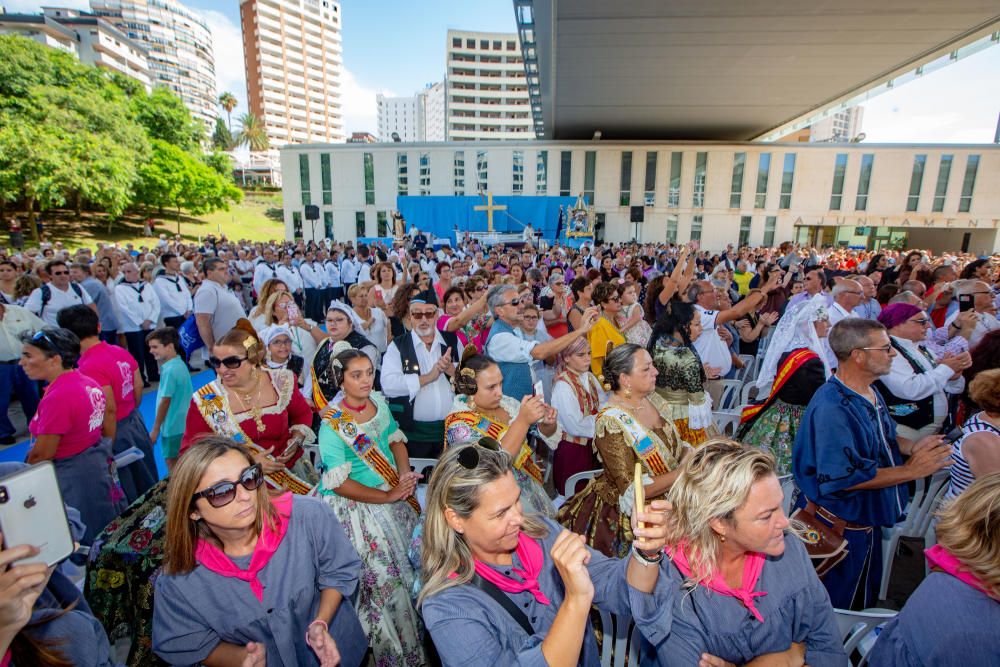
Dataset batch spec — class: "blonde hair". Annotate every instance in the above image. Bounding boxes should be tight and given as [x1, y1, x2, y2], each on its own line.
[250, 278, 288, 318]
[934, 473, 1000, 598]
[665, 438, 779, 586]
[348, 280, 376, 301]
[163, 436, 278, 575]
[262, 290, 295, 326]
[418, 445, 548, 607]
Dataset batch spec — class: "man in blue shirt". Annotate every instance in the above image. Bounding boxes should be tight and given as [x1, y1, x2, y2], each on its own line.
[793, 318, 951, 609]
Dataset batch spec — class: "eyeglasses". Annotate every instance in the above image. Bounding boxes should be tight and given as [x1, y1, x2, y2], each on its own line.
[51, 270, 69, 276]
[410, 311, 437, 320]
[908, 318, 930, 325]
[860, 345, 893, 354]
[607, 296, 621, 303]
[503, 298, 522, 307]
[269, 338, 292, 346]
[523, 314, 539, 320]
[458, 437, 501, 470]
[207, 355, 249, 369]
[192, 464, 264, 508]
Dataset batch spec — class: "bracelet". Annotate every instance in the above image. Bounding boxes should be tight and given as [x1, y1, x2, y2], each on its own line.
[631, 544, 664, 566]
[308, 619, 328, 633]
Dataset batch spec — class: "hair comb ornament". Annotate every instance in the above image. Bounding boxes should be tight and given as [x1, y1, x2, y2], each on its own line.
[460, 367, 476, 379]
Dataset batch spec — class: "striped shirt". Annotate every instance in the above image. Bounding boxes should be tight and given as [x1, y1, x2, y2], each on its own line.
[946, 412, 1000, 499]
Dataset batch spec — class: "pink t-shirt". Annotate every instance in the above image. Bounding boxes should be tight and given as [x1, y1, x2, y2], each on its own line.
[29, 371, 107, 459]
[78, 341, 138, 420]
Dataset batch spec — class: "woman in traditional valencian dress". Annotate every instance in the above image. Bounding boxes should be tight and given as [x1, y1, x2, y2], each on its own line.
[312, 301, 381, 411]
[316, 341, 427, 666]
[558, 343, 689, 558]
[550, 336, 606, 494]
[445, 351, 562, 517]
[736, 294, 831, 475]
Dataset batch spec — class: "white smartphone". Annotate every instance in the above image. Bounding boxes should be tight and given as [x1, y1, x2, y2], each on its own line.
[532, 380, 545, 398]
[0, 463, 75, 567]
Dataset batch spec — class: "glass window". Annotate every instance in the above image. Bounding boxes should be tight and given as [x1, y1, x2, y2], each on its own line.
[419, 152, 430, 196]
[668, 152, 681, 208]
[362, 152, 374, 205]
[763, 216, 776, 247]
[739, 216, 752, 247]
[830, 153, 847, 211]
[754, 153, 770, 209]
[299, 154, 311, 206]
[512, 150, 524, 194]
[906, 154, 926, 212]
[665, 215, 678, 244]
[932, 154, 952, 212]
[690, 215, 703, 242]
[396, 153, 408, 196]
[559, 150, 572, 196]
[692, 152, 708, 208]
[584, 151, 596, 202]
[321, 154, 332, 205]
[476, 150, 488, 193]
[377, 211, 388, 237]
[619, 151, 632, 207]
[644, 152, 657, 207]
[323, 211, 333, 239]
[730, 152, 745, 209]
[779, 153, 795, 209]
[855, 153, 874, 211]
[536, 151, 547, 195]
[292, 211, 302, 239]
[454, 151, 465, 196]
[959, 155, 979, 213]
[355, 211, 366, 238]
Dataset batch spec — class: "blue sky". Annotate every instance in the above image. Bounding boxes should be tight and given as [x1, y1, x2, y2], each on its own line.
[3, 0, 998, 142]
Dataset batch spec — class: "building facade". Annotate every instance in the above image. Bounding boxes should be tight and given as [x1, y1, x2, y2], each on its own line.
[90, 0, 216, 129]
[446, 30, 533, 141]
[0, 8, 151, 90]
[420, 81, 446, 141]
[280, 141, 1000, 254]
[239, 0, 344, 147]
[376, 93, 420, 142]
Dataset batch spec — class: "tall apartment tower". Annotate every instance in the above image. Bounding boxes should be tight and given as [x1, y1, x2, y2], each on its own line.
[239, 0, 345, 147]
[377, 82, 446, 142]
[420, 81, 446, 141]
[446, 30, 532, 141]
[89, 0, 216, 129]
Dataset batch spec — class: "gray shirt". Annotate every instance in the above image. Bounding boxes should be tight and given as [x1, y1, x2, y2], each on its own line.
[193, 279, 245, 342]
[81, 277, 119, 331]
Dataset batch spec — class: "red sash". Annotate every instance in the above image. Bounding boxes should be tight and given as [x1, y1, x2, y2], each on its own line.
[739, 348, 817, 425]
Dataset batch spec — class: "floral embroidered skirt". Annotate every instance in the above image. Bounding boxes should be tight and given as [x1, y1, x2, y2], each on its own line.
[321, 492, 427, 667]
[739, 399, 805, 476]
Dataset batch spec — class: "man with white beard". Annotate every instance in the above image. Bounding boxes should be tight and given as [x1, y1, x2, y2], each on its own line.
[381, 292, 461, 458]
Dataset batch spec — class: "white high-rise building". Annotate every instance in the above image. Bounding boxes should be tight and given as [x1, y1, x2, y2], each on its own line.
[376, 93, 419, 142]
[446, 30, 533, 141]
[419, 81, 446, 141]
[90, 0, 216, 129]
[239, 0, 345, 147]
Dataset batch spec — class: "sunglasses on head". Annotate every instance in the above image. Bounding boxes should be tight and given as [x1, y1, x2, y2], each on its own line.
[458, 437, 502, 470]
[192, 464, 264, 508]
[207, 355, 249, 369]
[31, 330, 56, 346]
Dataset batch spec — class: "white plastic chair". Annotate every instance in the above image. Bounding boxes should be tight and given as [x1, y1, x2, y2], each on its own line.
[563, 468, 601, 499]
[740, 379, 770, 409]
[712, 410, 741, 437]
[717, 379, 744, 411]
[409, 457, 438, 481]
[596, 609, 640, 667]
[878, 469, 950, 600]
[835, 607, 897, 666]
[735, 354, 756, 382]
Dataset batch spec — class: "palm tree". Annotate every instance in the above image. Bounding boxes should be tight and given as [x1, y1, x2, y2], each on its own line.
[218, 92, 237, 131]
[236, 112, 269, 152]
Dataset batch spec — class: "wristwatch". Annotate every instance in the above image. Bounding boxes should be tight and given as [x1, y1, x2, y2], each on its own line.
[631, 544, 664, 566]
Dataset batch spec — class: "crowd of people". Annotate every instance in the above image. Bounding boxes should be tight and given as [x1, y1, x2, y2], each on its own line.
[0, 230, 998, 666]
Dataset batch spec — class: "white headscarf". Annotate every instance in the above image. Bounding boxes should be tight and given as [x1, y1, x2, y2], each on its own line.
[756, 294, 832, 390]
[325, 299, 364, 331]
[259, 324, 293, 347]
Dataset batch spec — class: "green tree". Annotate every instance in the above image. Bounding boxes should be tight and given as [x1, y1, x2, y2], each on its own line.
[202, 151, 234, 178]
[218, 91, 237, 131]
[211, 116, 234, 151]
[0, 120, 69, 242]
[132, 87, 204, 151]
[235, 112, 269, 152]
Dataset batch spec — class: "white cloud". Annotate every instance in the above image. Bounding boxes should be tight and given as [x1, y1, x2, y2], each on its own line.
[339, 68, 392, 137]
[2, 0, 89, 11]
[201, 9, 248, 122]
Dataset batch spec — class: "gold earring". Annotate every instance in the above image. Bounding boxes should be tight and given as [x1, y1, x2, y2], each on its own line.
[624, 386, 632, 400]
[720, 535, 726, 542]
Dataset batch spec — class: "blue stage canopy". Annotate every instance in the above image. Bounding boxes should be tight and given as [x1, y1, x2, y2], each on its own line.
[396, 196, 579, 243]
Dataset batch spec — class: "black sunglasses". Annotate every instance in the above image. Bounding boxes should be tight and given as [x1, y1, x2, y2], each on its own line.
[458, 437, 502, 470]
[208, 355, 249, 369]
[192, 464, 264, 508]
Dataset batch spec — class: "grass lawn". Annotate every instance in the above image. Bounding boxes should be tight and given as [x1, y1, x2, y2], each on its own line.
[12, 191, 286, 251]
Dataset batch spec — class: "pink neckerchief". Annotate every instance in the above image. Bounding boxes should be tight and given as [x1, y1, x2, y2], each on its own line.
[667, 544, 768, 622]
[1, 649, 10, 667]
[925, 544, 1000, 601]
[473, 532, 551, 605]
[194, 492, 293, 602]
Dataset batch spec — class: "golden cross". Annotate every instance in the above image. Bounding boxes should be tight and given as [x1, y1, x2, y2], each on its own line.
[473, 192, 507, 233]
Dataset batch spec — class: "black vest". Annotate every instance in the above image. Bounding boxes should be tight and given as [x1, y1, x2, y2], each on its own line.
[874, 338, 935, 429]
[385, 329, 461, 431]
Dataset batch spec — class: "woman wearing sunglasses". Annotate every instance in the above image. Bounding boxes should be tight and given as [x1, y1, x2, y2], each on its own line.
[316, 341, 427, 665]
[19, 327, 126, 544]
[588, 281, 627, 376]
[875, 302, 971, 452]
[438, 285, 490, 353]
[153, 436, 368, 667]
[183, 323, 318, 490]
[419, 443, 674, 666]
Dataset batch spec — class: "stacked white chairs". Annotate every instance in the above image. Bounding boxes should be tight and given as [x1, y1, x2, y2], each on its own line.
[835, 607, 897, 666]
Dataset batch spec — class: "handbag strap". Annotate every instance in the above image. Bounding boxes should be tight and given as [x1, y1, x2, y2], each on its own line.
[804, 501, 847, 534]
[470, 573, 535, 636]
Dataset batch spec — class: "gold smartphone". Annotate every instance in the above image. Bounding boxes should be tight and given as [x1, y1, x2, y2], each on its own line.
[634, 462, 645, 530]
